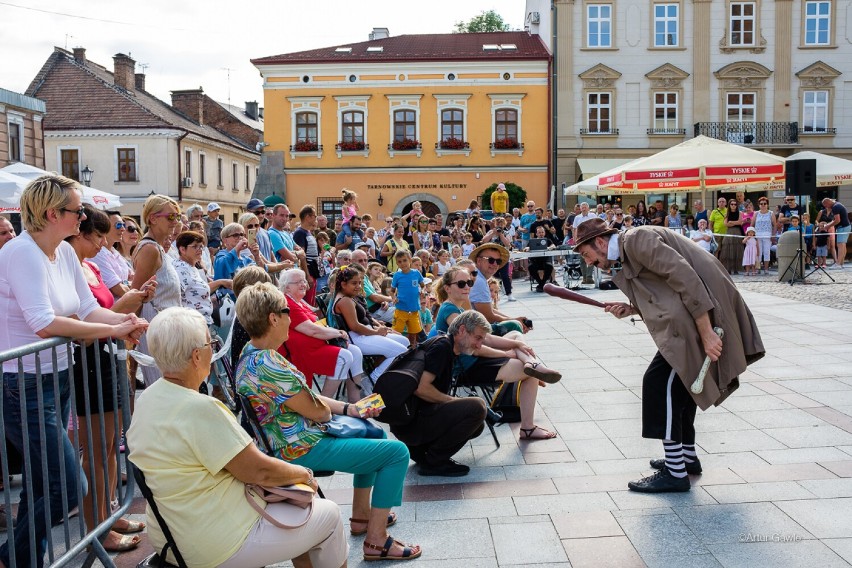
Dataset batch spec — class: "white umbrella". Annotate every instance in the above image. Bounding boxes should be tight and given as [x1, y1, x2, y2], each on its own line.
[787, 151, 852, 187]
[0, 164, 122, 210]
[0, 171, 30, 212]
[565, 157, 650, 196]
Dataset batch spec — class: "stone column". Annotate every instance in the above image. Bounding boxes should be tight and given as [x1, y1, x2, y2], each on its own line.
[691, 0, 713, 124]
[774, 0, 794, 121]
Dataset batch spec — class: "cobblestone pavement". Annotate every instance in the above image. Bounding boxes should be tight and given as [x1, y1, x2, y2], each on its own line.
[732, 264, 852, 312]
[97, 278, 852, 568]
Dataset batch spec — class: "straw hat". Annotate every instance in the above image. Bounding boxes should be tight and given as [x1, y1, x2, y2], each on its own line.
[468, 242, 510, 269]
[572, 217, 618, 248]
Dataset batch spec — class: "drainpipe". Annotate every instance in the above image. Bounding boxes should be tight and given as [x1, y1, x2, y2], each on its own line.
[550, 0, 559, 209]
[176, 131, 188, 203]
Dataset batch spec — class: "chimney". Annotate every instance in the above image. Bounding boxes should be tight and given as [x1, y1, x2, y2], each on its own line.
[72, 47, 86, 64]
[245, 101, 259, 120]
[135, 73, 146, 91]
[369, 27, 389, 40]
[171, 88, 205, 125]
[112, 53, 136, 94]
[258, 107, 264, 119]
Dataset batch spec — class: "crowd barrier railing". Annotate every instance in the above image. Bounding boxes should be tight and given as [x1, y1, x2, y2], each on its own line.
[0, 337, 135, 568]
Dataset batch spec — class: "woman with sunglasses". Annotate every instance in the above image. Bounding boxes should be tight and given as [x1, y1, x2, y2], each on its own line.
[88, 210, 131, 299]
[753, 198, 776, 274]
[174, 231, 232, 327]
[411, 216, 433, 252]
[330, 264, 409, 385]
[721, 198, 746, 274]
[132, 194, 183, 387]
[116, 216, 140, 276]
[0, 176, 148, 568]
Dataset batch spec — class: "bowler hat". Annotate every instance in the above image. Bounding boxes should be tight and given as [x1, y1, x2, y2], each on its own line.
[469, 242, 510, 269]
[572, 217, 618, 248]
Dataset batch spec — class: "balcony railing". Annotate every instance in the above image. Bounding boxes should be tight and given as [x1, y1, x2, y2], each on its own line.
[800, 127, 837, 135]
[647, 128, 686, 136]
[580, 128, 619, 135]
[694, 122, 799, 145]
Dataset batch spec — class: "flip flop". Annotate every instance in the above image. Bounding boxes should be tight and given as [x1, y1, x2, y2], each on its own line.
[523, 362, 562, 384]
[519, 425, 557, 440]
[112, 518, 146, 534]
[103, 533, 141, 553]
[364, 535, 421, 562]
[349, 512, 397, 536]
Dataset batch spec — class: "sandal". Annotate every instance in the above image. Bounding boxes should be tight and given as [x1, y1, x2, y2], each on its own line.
[523, 362, 562, 384]
[350, 512, 397, 536]
[103, 533, 141, 553]
[519, 425, 557, 441]
[364, 535, 422, 562]
[112, 518, 146, 534]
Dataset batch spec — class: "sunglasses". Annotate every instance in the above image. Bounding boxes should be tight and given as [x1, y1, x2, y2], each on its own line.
[452, 279, 476, 288]
[480, 256, 501, 264]
[153, 212, 180, 222]
[228, 232, 245, 238]
[126, 226, 139, 233]
[246, 223, 259, 229]
[115, 222, 126, 230]
[278, 307, 291, 315]
[61, 206, 85, 219]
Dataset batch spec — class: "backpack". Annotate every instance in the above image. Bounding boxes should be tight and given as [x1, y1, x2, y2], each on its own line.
[490, 382, 521, 423]
[373, 336, 444, 426]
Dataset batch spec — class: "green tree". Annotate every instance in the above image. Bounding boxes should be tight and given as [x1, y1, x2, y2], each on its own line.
[481, 182, 527, 212]
[454, 10, 511, 33]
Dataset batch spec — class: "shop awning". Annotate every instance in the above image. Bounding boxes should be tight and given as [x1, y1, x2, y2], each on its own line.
[577, 158, 639, 180]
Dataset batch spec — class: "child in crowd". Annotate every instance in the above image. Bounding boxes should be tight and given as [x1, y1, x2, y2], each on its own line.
[450, 244, 463, 264]
[802, 212, 814, 252]
[461, 233, 475, 256]
[410, 200, 424, 217]
[391, 250, 425, 345]
[814, 227, 830, 268]
[418, 293, 433, 334]
[786, 215, 802, 233]
[622, 215, 634, 231]
[488, 277, 501, 309]
[367, 261, 386, 291]
[742, 226, 758, 276]
[432, 249, 452, 276]
[339, 188, 359, 238]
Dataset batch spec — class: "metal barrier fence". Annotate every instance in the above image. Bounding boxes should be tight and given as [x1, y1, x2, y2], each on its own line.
[1, 337, 135, 568]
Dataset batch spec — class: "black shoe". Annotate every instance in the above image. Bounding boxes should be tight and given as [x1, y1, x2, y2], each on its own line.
[628, 468, 690, 493]
[650, 458, 702, 475]
[418, 459, 470, 477]
[486, 407, 503, 425]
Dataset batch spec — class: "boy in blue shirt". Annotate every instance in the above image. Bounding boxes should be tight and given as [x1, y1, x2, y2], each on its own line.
[391, 250, 424, 345]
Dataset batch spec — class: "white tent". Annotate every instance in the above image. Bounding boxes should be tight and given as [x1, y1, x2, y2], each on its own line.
[565, 157, 649, 196]
[0, 164, 122, 210]
[787, 151, 852, 187]
[0, 171, 30, 212]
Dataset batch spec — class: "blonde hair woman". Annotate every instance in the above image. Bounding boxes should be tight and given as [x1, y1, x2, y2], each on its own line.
[132, 194, 182, 387]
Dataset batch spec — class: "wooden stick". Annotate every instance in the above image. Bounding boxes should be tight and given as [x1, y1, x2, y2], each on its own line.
[690, 327, 724, 394]
[543, 283, 606, 309]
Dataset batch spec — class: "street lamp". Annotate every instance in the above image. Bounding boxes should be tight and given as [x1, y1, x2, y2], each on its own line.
[81, 165, 94, 187]
[377, 193, 384, 207]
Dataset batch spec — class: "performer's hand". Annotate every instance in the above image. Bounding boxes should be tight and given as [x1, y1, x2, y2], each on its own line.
[604, 302, 633, 318]
[700, 328, 723, 362]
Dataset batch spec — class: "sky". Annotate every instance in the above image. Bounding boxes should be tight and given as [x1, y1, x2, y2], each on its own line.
[0, 0, 527, 112]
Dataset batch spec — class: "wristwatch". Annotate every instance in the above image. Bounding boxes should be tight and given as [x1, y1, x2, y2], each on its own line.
[304, 467, 314, 486]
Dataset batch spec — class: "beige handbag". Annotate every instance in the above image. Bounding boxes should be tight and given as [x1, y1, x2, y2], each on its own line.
[244, 483, 315, 528]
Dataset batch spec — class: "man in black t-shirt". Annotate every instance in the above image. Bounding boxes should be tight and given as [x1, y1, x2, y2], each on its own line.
[529, 207, 556, 241]
[779, 196, 805, 228]
[388, 311, 489, 477]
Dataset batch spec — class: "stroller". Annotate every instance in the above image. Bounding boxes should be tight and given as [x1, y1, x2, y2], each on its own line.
[563, 252, 583, 289]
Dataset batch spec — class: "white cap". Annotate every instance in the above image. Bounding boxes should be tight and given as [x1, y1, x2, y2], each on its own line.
[207, 202, 221, 212]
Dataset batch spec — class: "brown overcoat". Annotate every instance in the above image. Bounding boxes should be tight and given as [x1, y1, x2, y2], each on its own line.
[612, 226, 765, 410]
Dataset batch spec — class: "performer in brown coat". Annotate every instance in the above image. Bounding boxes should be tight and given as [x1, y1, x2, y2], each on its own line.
[573, 219, 764, 493]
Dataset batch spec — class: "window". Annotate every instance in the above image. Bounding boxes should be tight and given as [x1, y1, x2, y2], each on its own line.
[61, 149, 79, 181]
[495, 109, 518, 142]
[7, 121, 22, 162]
[587, 4, 612, 48]
[319, 198, 343, 224]
[341, 111, 365, 144]
[804, 1, 831, 45]
[729, 2, 755, 46]
[654, 92, 678, 130]
[296, 112, 318, 143]
[587, 93, 611, 133]
[184, 149, 192, 179]
[441, 109, 464, 142]
[199, 153, 206, 185]
[393, 110, 416, 142]
[245, 164, 251, 191]
[654, 3, 679, 47]
[232, 162, 238, 191]
[802, 90, 829, 132]
[117, 147, 137, 182]
[217, 157, 223, 188]
[726, 92, 756, 122]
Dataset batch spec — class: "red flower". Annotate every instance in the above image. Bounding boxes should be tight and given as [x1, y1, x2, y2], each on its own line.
[294, 140, 319, 152]
[493, 137, 519, 150]
[392, 139, 420, 151]
[440, 137, 468, 150]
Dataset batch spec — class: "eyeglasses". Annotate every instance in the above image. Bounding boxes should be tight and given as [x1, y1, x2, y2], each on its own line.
[61, 206, 85, 219]
[278, 307, 291, 315]
[188, 243, 205, 250]
[246, 224, 259, 229]
[153, 212, 180, 222]
[114, 222, 126, 230]
[470, 270, 478, 277]
[479, 256, 501, 264]
[127, 226, 139, 233]
[198, 341, 213, 350]
[758, 201, 769, 205]
[785, 199, 796, 202]
[452, 279, 475, 288]
[527, 205, 534, 208]
[227, 232, 245, 238]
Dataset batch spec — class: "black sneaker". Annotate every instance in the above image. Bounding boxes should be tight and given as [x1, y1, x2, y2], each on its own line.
[628, 468, 691, 493]
[418, 459, 470, 477]
[650, 458, 702, 475]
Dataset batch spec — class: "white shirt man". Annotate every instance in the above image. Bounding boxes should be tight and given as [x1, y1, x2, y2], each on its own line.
[0, 216, 16, 250]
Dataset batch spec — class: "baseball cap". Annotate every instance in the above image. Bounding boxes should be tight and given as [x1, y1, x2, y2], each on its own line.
[497, 183, 506, 190]
[207, 202, 221, 212]
[246, 198, 265, 212]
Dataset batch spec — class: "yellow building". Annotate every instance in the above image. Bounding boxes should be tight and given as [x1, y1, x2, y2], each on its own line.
[252, 29, 552, 219]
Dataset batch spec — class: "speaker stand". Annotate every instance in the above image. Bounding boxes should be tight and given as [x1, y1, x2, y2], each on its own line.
[780, 230, 835, 286]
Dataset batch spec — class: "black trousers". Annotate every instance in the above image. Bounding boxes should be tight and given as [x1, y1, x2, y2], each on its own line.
[529, 260, 553, 289]
[495, 262, 512, 295]
[391, 397, 486, 466]
[641, 351, 697, 444]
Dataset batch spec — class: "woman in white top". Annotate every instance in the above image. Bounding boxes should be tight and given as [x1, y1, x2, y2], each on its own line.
[132, 194, 182, 387]
[0, 175, 148, 568]
[173, 231, 232, 327]
[89, 210, 131, 299]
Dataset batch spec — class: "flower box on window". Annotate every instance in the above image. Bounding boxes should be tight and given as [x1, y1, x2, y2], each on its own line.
[492, 137, 519, 150]
[439, 137, 469, 150]
[392, 138, 420, 151]
[336, 141, 366, 151]
[293, 140, 319, 152]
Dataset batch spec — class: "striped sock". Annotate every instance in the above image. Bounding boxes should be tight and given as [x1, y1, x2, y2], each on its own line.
[663, 440, 688, 478]
[682, 443, 698, 464]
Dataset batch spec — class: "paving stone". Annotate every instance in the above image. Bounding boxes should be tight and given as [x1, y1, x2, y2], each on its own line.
[373, 518, 494, 561]
[765, 424, 852, 448]
[616, 510, 709, 558]
[734, 408, 826, 429]
[580, 402, 643, 420]
[588, 457, 656, 476]
[798, 478, 852, 498]
[641, 554, 723, 568]
[595, 417, 643, 438]
[706, 540, 848, 568]
[756, 447, 852, 465]
[690, 451, 770, 471]
[693, 411, 756, 432]
[504, 461, 594, 480]
[730, 462, 837, 483]
[551, 510, 624, 539]
[776, 498, 852, 539]
[561, 535, 646, 568]
[805, 406, 852, 434]
[776, 378, 852, 393]
[688, 468, 747, 487]
[491, 521, 568, 565]
[470, 444, 527, 467]
[564, 437, 625, 461]
[513, 491, 618, 515]
[462, 477, 558, 500]
[551, 420, 606, 440]
[820, 460, 852, 477]
[752, 381, 795, 395]
[607, 486, 718, 510]
[416, 466, 506, 486]
[721, 395, 794, 412]
[702, 481, 816, 504]
[824, 539, 852, 565]
[808, 390, 852, 407]
[415, 496, 517, 521]
[674, 502, 814, 545]
[697, 429, 787, 453]
[774, 392, 824, 409]
[552, 472, 638, 494]
[609, 436, 666, 459]
[523, 450, 578, 464]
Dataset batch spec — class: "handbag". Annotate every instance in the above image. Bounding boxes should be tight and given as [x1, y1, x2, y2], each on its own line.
[709, 237, 719, 254]
[213, 289, 235, 331]
[319, 414, 385, 439]
[244, 483, 315, 529]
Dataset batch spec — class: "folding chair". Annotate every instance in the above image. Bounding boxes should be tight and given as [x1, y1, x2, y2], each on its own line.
[450, 377, 501, 448]
[130, 460, 187, 568]
[237, 393, 333, 498]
